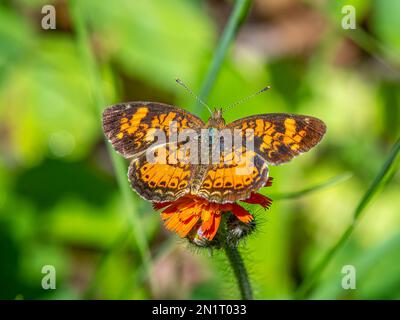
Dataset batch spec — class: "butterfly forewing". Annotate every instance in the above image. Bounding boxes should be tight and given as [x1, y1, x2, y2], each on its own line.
[227, 113, 326, 165]
[102, 102, 204, 158]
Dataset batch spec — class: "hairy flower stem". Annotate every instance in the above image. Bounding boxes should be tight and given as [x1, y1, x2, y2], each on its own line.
[224, 245, 253, 300]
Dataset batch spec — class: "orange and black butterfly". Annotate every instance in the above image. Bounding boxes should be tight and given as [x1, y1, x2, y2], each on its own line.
[102, 84, 326, 204]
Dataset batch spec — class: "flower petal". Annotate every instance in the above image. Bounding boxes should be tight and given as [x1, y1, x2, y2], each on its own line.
[231, 203, 253, 223]
[201, 213, 221, 240]
[265, 177, 273, 187]
[153, 189, 273, 242]
[176, 213, 200, 238]
[152, 202, 171, 211]
[164, 210, 200, 238]
[242, 192, 272, 209]
[201, 204, 217, 232]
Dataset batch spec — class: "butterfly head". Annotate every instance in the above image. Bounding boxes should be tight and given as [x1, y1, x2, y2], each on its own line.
[207, 108, 226, 128]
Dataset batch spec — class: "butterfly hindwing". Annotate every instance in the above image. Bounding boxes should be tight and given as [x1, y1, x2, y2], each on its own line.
[194, 151, 269, 203]
[128, 143, 196, 202]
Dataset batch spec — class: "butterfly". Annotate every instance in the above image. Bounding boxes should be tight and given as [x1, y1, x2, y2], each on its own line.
[102, 96, 326, 204]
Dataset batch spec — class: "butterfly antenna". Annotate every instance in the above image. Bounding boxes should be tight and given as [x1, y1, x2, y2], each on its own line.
[223, 85, 271, 113]
[176, 79, 213, 115]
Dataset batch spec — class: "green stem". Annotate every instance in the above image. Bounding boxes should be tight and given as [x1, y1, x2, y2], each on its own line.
[224, 245, 253, 300]
[195, 0, 252, 115]
[295, 138, 400, 299]
[70, 0, 152, 294]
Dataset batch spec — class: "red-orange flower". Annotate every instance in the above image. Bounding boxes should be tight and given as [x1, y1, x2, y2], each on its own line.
[153, 178, 273, 241]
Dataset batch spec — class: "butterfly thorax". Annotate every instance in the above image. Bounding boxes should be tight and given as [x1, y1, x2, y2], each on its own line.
[206, 108, 226, 129]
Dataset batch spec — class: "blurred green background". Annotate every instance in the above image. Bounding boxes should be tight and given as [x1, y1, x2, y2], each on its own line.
[0, 0, 399, 300]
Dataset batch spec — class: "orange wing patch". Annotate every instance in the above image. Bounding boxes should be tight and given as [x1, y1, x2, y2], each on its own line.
[116, 107, 149, 139]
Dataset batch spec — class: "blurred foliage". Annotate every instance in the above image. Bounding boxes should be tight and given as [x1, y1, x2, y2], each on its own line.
[0, 0, 399, 300]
